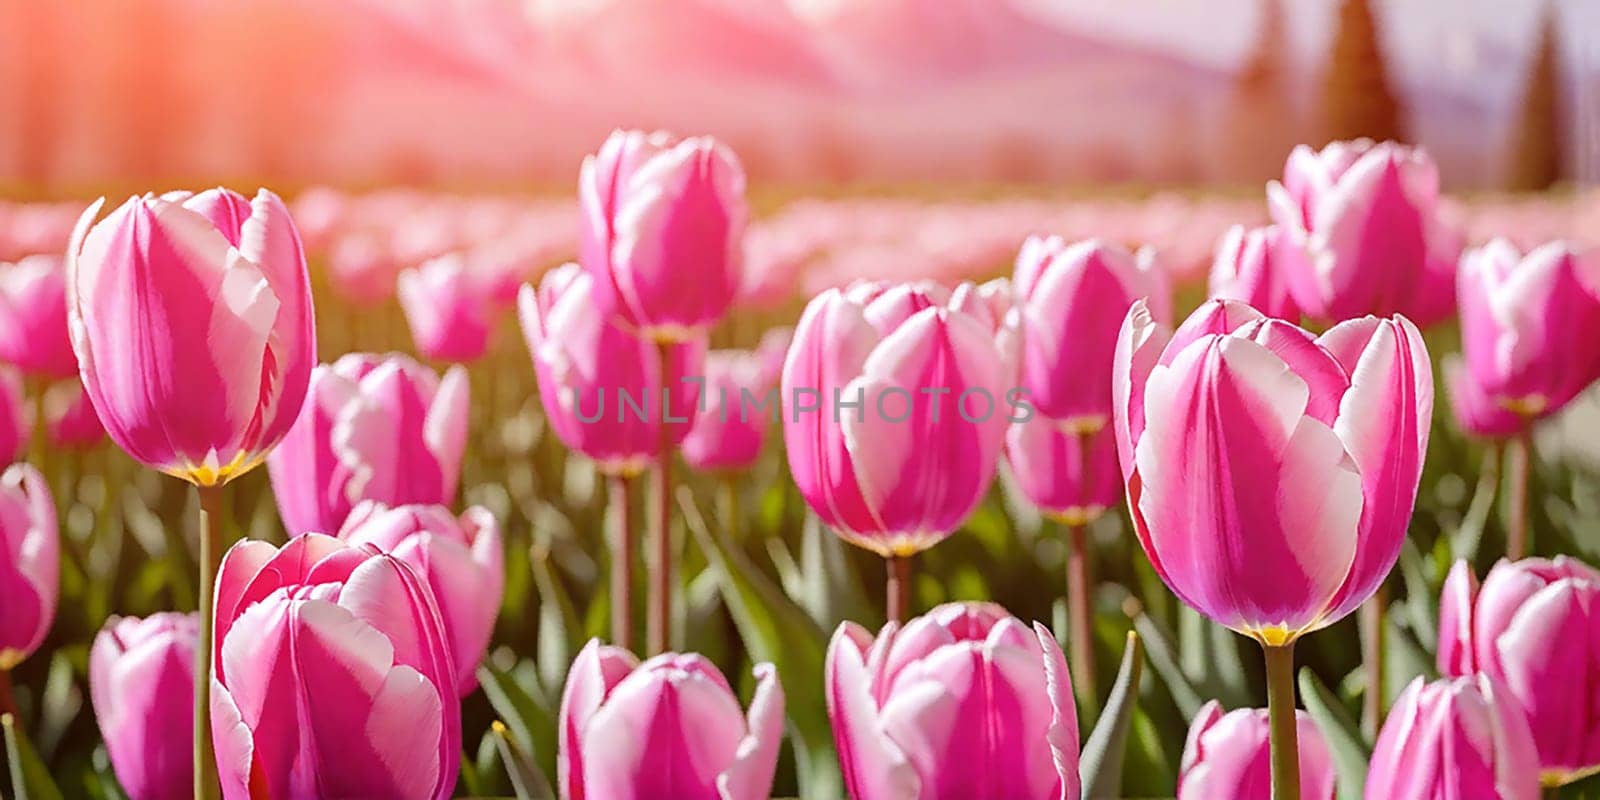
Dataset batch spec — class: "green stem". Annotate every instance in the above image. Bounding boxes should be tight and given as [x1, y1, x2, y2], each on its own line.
[607, 474, 633, 652]
[194, 484, 224, 800]
[1264, 641, 1300, 800]
[1360, 587, 1387, 739]
[0, 668, 15, 720]
[718, 476, 739, 541]
[647, 342, 674, 655]
[886, 554, 912, 625]
[1506, 432, 1532, 560]
[1066, 521, 1097, 705]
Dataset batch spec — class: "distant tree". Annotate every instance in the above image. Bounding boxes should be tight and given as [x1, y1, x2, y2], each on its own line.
[1506, 5, 1566, 190]
[1319, 0, 1405, 143]
[1224, 0, 1301, 182]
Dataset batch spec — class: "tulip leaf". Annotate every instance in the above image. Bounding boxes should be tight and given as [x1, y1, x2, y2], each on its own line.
[1079, 631, 1143, 800]
[491, 720, 556, 800]
[1452, 446, 1499, 561]
[4, 713, 65, 800]
[1298, 667, 1369, 800]
[1130, 609, 1205, 719]
[529, 543, 581, 697]
[680, 488, 842, 800]
[1177, 605, 1252, 710]
[799, 515, 872, 630]
[1398, 537, 1438, 651]
[477, 662, 558, 790]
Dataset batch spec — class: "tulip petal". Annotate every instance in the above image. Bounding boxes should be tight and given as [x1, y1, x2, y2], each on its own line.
[717, 663, 786, 800]
[578, 661, 747, 800]
[826, 623, 920, 800]
[559, 640, 641, 800]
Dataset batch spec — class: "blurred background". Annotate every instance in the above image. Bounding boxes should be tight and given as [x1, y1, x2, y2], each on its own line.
[1, 0, 1596, 193]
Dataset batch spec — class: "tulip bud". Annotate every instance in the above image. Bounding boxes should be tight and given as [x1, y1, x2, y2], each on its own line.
[782, 281, 1016, 556]
[1004, 419, 1121, 526]
[1112, 299, 1432, 645]
[518, 264, 705, 476]
[397, 252, 496, 363]
[826, 603, 1080, 799]
[580, 129, 748, 341]
[682, 348, 779, 472]
[1207, 225, 1299, 321]
[66, 188, 316, 486]
[210, 533, 459, 799]
[1178, 700, 1336, 800]
[1437, 556, 1600, 784]
[1366, 675, 1540, 800]
[337, 501, 504, 696]
[267, 352, 469, 537]
[1269, 140, 1460, 326]
[558, 639, 784, 800]
[45, 380, 105, 450]
[1443, 355, 1526, 439]
[1456, 240, 1600, 423]
[0, 463, 54, 670]
[0, 254, 76, 378]
[1013, 236, 1168, 430]
[89, 613, 198, 800]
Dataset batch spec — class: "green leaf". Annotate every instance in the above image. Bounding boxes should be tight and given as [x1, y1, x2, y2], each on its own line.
[1177, 605, 1252, 710]
[680, 487, 841, 800]
[477, 662, 558, 788]
[492, 720, 556, 800]
[4, 713, 65, 800]
[1453, 445, 1498, 561]
[1397, 537, 1438, 651]
[1298, 668, 1370, 800]
[1130, 609, 1205, 719]
[530, 543, 581, 698]
[1079, 631, 1144, 800]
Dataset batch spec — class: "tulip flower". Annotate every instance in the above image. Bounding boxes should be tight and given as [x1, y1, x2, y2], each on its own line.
[521, 264, 706, 651]
[0, 463, 55, 671]
[1004, 417, 1120, 526]
[1365, 675, 1540, 800]
[1178, 700, 1336, 800]
[579, 129, 748, 342]
[1013, 235, 1168, 430]
[558, 639, 784, 800]
[1457, 239, 1600, 422]
[397, 252, 496, 363]
[681, 347, 781, 472]
[1269, 139, 1460, 326]
[0, 254, 75, 378]
[0, 369, 23, 466]
[1113, 298, 1432, 797]
[90, 613, 198, 800]
[66, 188, 315, 486]
[210, 533, 460, 799]
[1443, 355, 1525, 440]
[1437, 557, 1600, 785]
[825, 602, 1080, 800]
[337, 500, 504, 695]
[45, 380, 104, 449]
[782, 281, 1016, 621]
[267, 352, 469, 537]
[1207, 225, 1299, 321]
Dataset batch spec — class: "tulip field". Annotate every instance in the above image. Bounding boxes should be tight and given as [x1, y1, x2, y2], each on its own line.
[4, 134, 1600, 800]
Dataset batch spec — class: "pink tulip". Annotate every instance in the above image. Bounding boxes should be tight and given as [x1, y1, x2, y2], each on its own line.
[1112, 299, 1432, 644]
[825, 602, 1080, 799]
[1207, 225, 1299, 321]
[337, 500, 503, 696]
[0, 254, 75, 378]
[1437, 557, 1600, 783]
[209, 533, 459, 799]
[46, 380, 105, 449]
[1456, 239, 1600, 422]
[0, 369, 23, 465]
[1442, 355, 1526, 439]
[1013, 236, 1168, 429]
[1269, 140, 1460, 326]
[89, 613, 198, 800]
[782, 281, 1017, 556]
[1178, 700, 1335, 800]
[267, 352, 469, 537]
[397, 252, 496, 363]
[682, 347, 779, 471]
[518, 264, 704, 476]
[1366, 675, 1540, 800]
[0, 464, 54, 670]
[327, 232, 399, 305]
[580, 129, 748, 341]
[558, 639, 784, 800]
[66, 188, 315, 486]
[1004, 418, 1121, 525]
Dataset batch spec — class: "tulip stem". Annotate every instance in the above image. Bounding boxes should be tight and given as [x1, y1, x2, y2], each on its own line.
[1359, 588, 1387, 739]
[607, 473, 633, 652]
[194, 484, 224, 800]
[1506, 433, 1532, 560]
[647, 341, 675, 655]
[1066, 522, 1097, 705]
[0, 669, 14, 720]
[1263, 641, 1300, 800]
[718, 476, 739, 541]
[886, 555, 912, 624]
